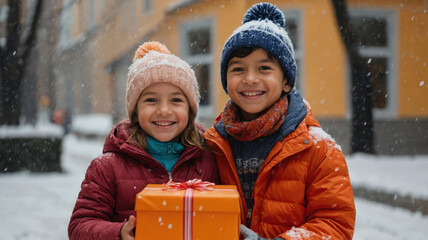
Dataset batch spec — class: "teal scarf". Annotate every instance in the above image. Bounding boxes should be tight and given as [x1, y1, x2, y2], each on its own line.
[146, 135, 184, 172]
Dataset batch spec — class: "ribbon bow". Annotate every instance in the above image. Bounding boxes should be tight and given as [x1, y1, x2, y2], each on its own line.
[161, 179, 215, 240]
[163, 179, 215, 191]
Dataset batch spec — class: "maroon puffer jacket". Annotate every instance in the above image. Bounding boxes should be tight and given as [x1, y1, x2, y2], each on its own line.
[68, 120, 219, 240]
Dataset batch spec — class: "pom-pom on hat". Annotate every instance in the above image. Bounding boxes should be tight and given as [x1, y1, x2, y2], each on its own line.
[220, 2, 297, 93]
[126, 41, 199, 119]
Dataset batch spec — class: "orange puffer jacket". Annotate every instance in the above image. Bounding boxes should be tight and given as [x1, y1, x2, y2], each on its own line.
[204, 108, 356, 240]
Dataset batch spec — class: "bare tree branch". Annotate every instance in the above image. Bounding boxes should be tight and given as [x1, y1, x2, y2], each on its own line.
[19, 0, 44, 80]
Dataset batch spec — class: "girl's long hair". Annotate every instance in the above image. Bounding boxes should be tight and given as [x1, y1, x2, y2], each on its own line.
[127, 109, 205, 151]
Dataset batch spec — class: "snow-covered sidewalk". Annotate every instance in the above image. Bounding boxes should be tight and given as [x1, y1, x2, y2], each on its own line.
[0, 134, 428, 240]
[347, 154, 428, 200]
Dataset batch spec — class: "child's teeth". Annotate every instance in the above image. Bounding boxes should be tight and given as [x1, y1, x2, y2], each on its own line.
[157, 122, 172, 126]
[244, 92, 262, 96]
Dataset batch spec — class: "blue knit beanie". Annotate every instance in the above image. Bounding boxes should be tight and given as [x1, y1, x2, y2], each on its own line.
[220, 2, 296, 93]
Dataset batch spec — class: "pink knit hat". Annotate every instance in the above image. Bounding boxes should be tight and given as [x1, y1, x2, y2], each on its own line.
[126, 41, 199, 119]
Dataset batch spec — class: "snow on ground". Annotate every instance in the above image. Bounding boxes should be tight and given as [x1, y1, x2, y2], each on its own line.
[0, 134, 101, 240]
[347, 154, 428, 199]
[0, 123, 63, 138]
[354, 198, 428, 240]
[1, 114, 428, 240]
[70, 114, 112, 136]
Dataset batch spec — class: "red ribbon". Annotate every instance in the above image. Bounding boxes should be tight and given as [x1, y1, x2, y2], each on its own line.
[162, 179, 214, 240]
[162, 179, 215, 191]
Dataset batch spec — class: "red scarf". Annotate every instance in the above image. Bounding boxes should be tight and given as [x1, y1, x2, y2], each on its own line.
[218, 94, 288, 141]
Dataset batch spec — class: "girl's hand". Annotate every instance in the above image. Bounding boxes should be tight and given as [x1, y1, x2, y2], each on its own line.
[120, 215, 136, 240]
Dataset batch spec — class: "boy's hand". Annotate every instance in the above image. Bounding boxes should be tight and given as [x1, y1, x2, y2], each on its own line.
[240, 224, 283, 240]
[120, 215, 136, 240]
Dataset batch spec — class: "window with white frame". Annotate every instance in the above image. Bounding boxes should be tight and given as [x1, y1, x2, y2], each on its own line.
[180, 19, 214, 117]
[0, 5, 9, 47]
[350, 10, 396, 118]
[0, 5, 8, 22]
[282, 10, 303, 93]
[58, 0, 73, 49]
[88, 0, 95, 29]
[143, 0, 153, 14]
[120, 2, 127, 32]
[119, 1, 136, 33]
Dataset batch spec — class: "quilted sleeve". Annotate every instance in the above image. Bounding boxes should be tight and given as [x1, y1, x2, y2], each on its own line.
[281, 144, 356, 240]
[68, 154, 125, 240]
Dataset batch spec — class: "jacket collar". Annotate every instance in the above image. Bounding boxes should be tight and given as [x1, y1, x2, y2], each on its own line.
[103, 119, 202, 172]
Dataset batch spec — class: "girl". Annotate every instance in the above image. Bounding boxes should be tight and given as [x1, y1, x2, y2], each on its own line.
[68, 42, 219, 240]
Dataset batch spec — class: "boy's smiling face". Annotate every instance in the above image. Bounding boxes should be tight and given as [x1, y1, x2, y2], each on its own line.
[226, 48, 291, 121]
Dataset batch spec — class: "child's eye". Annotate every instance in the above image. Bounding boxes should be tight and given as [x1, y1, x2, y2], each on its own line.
[230, 67, 244, 72]
[144, 98, 157, 103]
[259, 66, 272, 71]
[172, 97, 185, 103]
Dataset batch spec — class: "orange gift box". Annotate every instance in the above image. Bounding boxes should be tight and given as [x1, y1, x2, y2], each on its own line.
[135, 181, 241, 240]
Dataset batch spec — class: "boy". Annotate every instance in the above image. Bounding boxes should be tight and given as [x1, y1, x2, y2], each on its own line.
[204, 2, 356, 240]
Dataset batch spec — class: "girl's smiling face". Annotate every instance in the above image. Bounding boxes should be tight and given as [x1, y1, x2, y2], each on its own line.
[136, 82, 189, 142]
[226, 48, 291, 121]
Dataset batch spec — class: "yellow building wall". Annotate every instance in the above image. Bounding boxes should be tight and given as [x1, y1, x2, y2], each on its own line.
[67, 0, 427, 119]
[348, 0, 428, 117]
[398, 5, 428, 117]
[147, 0, 428, 118]
[300, 0, 347, 117]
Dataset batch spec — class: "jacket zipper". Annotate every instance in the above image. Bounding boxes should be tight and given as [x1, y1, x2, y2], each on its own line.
[169, 147, 197, 181]
[206, 132, 249, 224]
[247, 208, 252, 223]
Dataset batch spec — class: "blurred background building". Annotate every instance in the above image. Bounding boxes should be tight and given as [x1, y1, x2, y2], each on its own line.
[1, 0, 427, 154]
